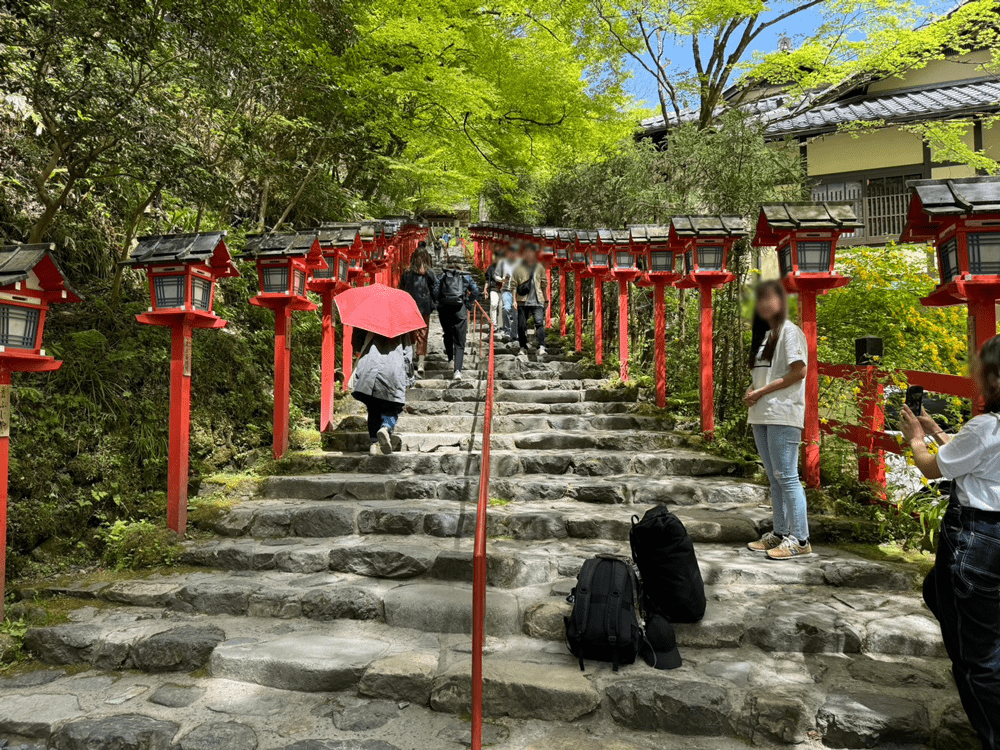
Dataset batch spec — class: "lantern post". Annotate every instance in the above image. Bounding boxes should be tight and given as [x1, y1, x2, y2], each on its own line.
[569, 234, 590, 353]
[903, 177, 1000, 410]
[341, 224, 380, 391]
[581, 232, 607, 364]
[312, 224, 360, 432]
[0, 245, 81, 617]
[632, 225, 680, 407]
[125, 233, 237, 535]
[245, 232, 326, 459]
[604, 229, 643, 381]
[553, 230, 572, 338]
[673, 216, 747, 437]
[538, 229, 557, 329]
[753, 203, 859, 485]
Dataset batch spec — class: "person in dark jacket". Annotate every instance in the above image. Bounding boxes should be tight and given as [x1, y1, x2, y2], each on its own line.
[350, 327, 415, 455]
[437, 260, 480, 380]
[484, 248, 504, 330]
[399, 247, 438, 377]
[513, 243, 548, 356]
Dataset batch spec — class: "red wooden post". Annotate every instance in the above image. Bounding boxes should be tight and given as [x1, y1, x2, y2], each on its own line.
[319, 292, 337, 433]
[654, 282, 667, 408]
[698, 285, 715, 436]
[559, 269, 568, 338]
[167, 322, 193, 533]
[618, 279, 629, 381]
[857, 365, 886, 493]
[574, 274, 583, 352]
[342, 324, 354, 392]
[969, 293, 998, 415]
[799, 289, 821, 487]
[273, 307, 292, 460]
[0, 372, 8, 620]
[593, 278, 604, 365]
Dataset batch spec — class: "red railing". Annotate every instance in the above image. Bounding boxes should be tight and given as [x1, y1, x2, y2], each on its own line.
[817, 361, 974, 492]
[467, 298, 495, 750]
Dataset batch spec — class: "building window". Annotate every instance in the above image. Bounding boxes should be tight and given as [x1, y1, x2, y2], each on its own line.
[968, 233, 1000, 276]
[0, 304, 39, 349]
[698, 246, 724, 270]
[797, 241, 832, 273]
[811, 171, 922, 243]
[154, 275, 186, 308]
[263, 267, 289, 293]
[939, 237, 959, 282]
[778, 244, 793, 276]
[191, 278, 212, 311]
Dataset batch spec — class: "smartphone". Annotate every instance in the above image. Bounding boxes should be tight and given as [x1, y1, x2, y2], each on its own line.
[905, 385, 924, 416]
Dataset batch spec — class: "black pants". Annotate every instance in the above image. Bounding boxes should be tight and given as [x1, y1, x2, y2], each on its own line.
[924, 497, 1000, 749]
[518, 305, 545, 350]
[438, 303, 468, 372]
[352, 392, 404, 443]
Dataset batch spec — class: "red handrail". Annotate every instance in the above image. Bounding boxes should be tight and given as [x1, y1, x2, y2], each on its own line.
[469, 298, 495, 750]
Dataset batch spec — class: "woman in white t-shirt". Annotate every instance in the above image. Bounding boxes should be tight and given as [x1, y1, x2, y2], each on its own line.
[901, 335, 1000, 749]
[744, 281, 811, 560]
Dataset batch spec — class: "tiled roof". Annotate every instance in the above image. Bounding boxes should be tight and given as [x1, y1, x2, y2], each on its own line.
[671, 215, 748, 238]
[641, 78, 1000, 137]
[0, 243, 81, 299]
[316, 224, 362, 247]
[758, 202, 862, 230]
[126, 232, 228, 266]
[244, 231, 319, 257]
[908, 176, 1000, 215]
[629, 225, 672, 244]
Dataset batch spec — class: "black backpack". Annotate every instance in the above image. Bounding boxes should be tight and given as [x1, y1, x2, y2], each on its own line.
[439, 269, 466, 305]
[564, 556, 643, 672]
[630, 505, 705, 624]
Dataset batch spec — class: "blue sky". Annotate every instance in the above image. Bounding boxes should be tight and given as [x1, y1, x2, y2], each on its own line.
[622, 0, 955, 109]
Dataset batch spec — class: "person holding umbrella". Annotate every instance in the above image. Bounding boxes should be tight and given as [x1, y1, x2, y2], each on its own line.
[335, 283, 427, 455]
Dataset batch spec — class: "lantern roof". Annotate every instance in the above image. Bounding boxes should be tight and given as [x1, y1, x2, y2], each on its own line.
[575, 230, 599, 244]
[598, 229, 632, 245]
[672, 215, 748, 238]
[0, 243, 82, 302]
[558, 229, 576, 243]
[245, 231, 320, 258]
[901, 176, 1000, 242]
[753, 203, 861, 246]
[317, 223, 362, 247]
[629, 225, 671, 244]
[124, 231, 238, 279]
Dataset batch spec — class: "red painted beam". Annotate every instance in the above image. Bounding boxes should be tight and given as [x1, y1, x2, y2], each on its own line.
[699, 285, 714, 436]
[167, 323, 193, 534]
[559, 269, 568, 338]
[654, 282, 667, 408]
[273, 309, 292, 459]
[593, 278, 604, 366]
[574, 274, 583, 353]
[319, 292, 337, 433]
[618, 279, 629, 381]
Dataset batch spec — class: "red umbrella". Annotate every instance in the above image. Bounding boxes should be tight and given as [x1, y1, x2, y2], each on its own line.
[334, 283, 427, 338]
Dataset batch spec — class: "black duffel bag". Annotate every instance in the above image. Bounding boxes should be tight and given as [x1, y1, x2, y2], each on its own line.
[630, 505, 706, 623]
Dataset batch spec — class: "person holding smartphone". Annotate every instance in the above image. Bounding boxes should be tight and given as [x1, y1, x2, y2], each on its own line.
[901, 335, 1000, 750]
[744, 280, 810, 560]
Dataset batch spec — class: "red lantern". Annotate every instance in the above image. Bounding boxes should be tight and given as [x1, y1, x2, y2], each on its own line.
[0, 244, 81, 617]
[631, 225, 679, 407]
[246, 231, 326, 459]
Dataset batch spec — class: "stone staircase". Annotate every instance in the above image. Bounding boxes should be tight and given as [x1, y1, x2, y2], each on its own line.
[2, 251, 976, 749]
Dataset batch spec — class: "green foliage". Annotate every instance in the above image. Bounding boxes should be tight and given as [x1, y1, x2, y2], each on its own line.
[100, 520, 181, 572]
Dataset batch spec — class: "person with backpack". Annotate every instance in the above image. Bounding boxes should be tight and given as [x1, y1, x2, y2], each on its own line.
[441, 230, 451, 258]
[900, 334, 1000, 750]
[350, 327, 415, 455]
[399, 247, 438, 377]
[437, 261, 480, 380]
[484, 247, 504, 330]
[744, 280, 810, 560]
[512, 243, 548, 357]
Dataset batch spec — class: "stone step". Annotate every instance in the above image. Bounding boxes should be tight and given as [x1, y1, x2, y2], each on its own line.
[34, 553, 929, 658]
[197, 498, 768, 544]
[406, 386, 637, 403]
[321, 428, 686, 454]
[412, 377, 607, 390]
[173, 537, 918, 594]
[18, 609, 961, 747]
[257, 472, 763, 507]
[325, 412, 674, 435]
[398, 399, 644, 416]
[273, 448, 738, 479]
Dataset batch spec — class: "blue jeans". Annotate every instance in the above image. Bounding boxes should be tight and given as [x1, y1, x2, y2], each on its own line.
[501, 291, 515, 339]
[924, 497, 1000, 749]
[752, 424, 809, 541]
[352, 392, 404, 443]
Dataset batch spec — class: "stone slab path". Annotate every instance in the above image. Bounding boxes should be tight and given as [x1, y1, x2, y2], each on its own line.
[3, 252, 978, 749]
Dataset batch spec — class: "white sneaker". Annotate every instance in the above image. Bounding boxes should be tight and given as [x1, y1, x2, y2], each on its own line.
[517, 351, 528, 361]
[453, 370, 463, 380]
[369, 443, 381, 456]
[538, 346, 547, 356]
[376, 426, 393, 455]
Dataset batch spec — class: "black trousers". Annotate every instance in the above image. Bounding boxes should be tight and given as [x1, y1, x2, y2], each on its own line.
[518, 305, 545, 349]
[438, 303, 468, 372]
[924, 497, 1000, 749]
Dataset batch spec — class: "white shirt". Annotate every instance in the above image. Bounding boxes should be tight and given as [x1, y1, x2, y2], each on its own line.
[496, 259, 520, 291]
[748, 320, 807, 429]
[936, 413, 1000, 510]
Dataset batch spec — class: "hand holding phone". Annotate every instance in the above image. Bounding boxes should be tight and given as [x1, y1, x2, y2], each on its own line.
[905, 385, 924, 416]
